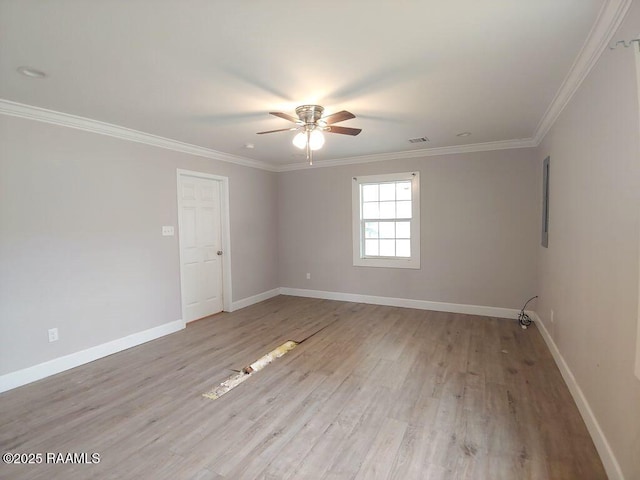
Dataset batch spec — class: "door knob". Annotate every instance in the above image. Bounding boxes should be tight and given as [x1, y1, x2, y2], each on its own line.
[217, 250, 223, 256]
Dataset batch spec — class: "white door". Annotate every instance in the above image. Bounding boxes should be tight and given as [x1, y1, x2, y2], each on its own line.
[178, 175, 224, 322]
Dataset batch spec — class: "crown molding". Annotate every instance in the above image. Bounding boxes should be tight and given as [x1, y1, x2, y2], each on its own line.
[533, 0, 632, 144]
[1, 98, 538, 173]
[0, 99, 278, 172]
[276, 138, 538, 172]
[278, 1, 632, 173]
[2, 0, 631, 177]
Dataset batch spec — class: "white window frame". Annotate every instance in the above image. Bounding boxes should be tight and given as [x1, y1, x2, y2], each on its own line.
[352, 171, 420, 269]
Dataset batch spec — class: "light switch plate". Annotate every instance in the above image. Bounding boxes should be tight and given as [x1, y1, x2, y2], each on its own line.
[48, 328, 59, 343]
[162, 226, 175, 236]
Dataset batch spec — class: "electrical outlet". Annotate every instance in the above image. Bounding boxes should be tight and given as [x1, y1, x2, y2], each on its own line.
[550, 309, 555, 323]
[48, 328, 59, 343]
[306, 273, 311, 280]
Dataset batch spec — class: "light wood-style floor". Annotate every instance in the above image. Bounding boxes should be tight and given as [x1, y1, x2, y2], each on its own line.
[0, 296, 606, 479]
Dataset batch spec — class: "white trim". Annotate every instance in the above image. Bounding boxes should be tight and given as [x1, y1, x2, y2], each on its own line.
[0, 99, 277, 172]
[279, 287, 519, 319]
[533, 0, 632, 144]
[0, 319, 185, 393]
[278, 139, 537, 172]
[0, 98, 534, 173]
[176, 170, 233, 319]
[530, 311, 624, 480]
[230, 288, 281, 312]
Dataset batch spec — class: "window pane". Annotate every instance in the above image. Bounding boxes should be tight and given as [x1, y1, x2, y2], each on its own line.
[396, 240, 411, 257]
[379, 222, 395, 239]
[362, 184, 378, 202]
[379, 239, 395, 256]
[396, 200, 412, 218]
[379, 183, 396, 201]
[396, 221, 410, 238]
[364, 222, 379, 238]
[396, 181, 411, 200]
[362, 202, 379, 219]
[365, 239, 379, 256]
[379, 201, 396, 219]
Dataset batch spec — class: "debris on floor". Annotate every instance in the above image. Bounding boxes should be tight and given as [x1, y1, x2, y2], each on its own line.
[203, 340, 298, 400]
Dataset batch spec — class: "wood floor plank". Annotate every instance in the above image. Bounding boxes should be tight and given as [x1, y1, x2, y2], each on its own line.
[0, 296, 607, 480]
[353, 417, 407, 480]
[228, 373, 365, 480]
[387, 423, 432, 480]
[287, 382, 379, 480]
[322, 386, 395, 479]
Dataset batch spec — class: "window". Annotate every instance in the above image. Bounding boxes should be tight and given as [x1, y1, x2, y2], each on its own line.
[352, 172, 420, 269]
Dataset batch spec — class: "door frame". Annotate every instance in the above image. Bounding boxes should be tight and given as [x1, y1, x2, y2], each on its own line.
[176, 169, 233, 321]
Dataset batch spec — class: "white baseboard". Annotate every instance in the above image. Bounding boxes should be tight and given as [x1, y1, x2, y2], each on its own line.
[0, 319, 185, 394]
[279, 287, 520, 319]
[230, 288, 280, 312]
[531, 312, 624, 480]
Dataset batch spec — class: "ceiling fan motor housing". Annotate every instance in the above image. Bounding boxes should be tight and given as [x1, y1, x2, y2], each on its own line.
[296, 105, 325, 126]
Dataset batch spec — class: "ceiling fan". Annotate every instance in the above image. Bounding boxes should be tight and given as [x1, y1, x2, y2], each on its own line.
[257, 105, 362, 164]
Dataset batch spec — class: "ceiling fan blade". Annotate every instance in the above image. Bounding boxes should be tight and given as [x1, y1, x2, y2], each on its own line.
[322, 110, 355, 125]
[269, 111, 299, 123]
[327, 125, 362, 136]
[256, 127, 298, 134]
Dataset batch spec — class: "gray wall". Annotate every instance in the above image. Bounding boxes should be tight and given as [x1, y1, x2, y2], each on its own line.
[0, 115, 278, 375]
[278, 149, 540, 310]
[4, 10, 640, 472]
[534, 2, 640, 477]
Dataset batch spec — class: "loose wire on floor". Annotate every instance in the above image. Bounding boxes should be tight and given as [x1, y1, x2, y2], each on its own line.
[518, 296, 538, 329]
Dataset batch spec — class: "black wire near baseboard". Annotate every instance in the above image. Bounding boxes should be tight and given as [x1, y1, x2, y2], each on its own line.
[518, 295, 538, 328]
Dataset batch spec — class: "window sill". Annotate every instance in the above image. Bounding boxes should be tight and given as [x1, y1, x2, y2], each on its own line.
[353, 257, 420, 269]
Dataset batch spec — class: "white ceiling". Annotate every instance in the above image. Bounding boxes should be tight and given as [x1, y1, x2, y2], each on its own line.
[0, 1, 619, 168]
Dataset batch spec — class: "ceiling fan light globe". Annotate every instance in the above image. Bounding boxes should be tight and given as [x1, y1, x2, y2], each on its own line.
[309, 130, 325, 150]
[292, 132, 307, 149]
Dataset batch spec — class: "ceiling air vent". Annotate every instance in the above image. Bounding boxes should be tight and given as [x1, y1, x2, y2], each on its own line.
[408, 136, 429, 143]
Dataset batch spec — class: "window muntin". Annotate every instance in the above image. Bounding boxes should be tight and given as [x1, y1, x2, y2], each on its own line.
[361, 180, 412, 258]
